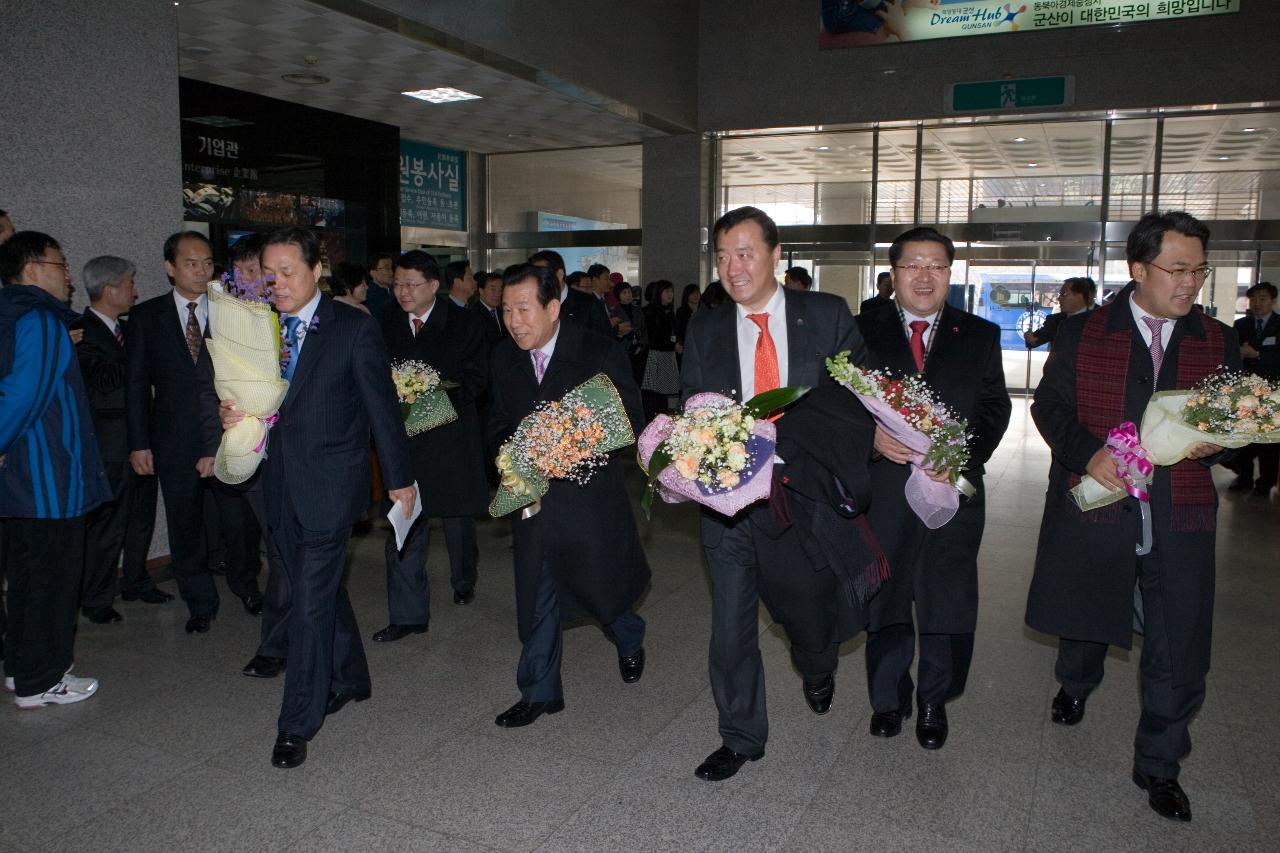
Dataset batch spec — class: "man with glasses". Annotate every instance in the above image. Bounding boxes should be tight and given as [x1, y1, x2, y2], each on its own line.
[126, 231, 262, 634]
[1026, 211, 1238, 822]
[858, 226, 1011, 751]
[1, 231, 111, 707]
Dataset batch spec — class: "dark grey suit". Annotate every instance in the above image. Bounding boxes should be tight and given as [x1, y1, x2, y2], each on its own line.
[680, 286, 865, 757]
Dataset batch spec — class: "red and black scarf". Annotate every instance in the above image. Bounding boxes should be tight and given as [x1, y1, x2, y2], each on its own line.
[1070, 302, 1224, 532]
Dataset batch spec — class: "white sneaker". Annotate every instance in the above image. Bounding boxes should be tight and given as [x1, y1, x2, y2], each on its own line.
[14, 674, 99, 709]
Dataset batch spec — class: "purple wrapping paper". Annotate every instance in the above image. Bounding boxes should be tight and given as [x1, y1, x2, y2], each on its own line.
[857, 393, 959, 530]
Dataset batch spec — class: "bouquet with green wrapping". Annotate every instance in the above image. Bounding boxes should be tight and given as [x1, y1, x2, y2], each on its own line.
[391, 360, 458, 436]
[490, 373, 635, 518]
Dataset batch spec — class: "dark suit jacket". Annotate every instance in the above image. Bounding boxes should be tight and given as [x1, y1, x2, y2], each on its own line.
[486, 321, 650, 639]
[124, 292, 220, 468]
[377, 299, 488, 517]
[1235, 311, 1280, 380]
[470, 299, 506, 349]
[857, 303, 1012, 633]
[680, 286, 865, 546]
[559, 287, 612, 337]
[859, 295, 893, 315]
[72, 309, 128, 492]
[1026, 284, 1238, 684]
[263, 295, 413, 531]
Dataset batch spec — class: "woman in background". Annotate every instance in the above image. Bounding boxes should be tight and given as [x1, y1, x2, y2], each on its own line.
[330, 261, 370, 314]
[641, 280, 680, 421]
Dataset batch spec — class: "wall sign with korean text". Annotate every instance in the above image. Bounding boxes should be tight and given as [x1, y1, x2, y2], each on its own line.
[399, 139, 466, 231]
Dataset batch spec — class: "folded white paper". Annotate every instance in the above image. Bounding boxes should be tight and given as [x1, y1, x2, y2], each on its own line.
[387, 482, 423, 551]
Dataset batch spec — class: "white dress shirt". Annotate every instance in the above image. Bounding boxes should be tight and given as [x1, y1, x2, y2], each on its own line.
[734, 283, 789, 401]
[172, 290, 208, 333]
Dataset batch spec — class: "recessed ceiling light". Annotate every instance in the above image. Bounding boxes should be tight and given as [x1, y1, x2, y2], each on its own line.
[402, 87, 482, 104]
[1241, 127, 1257, 132]
[1012, 137, 1029, 143]
[282, 72, 329, 85]
[1026, 162, 1039, 167]
[1216, 156, 1231, 160]
[817, 146, 830, 151]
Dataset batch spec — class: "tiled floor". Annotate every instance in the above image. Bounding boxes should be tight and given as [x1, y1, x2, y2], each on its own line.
[3, 400, 1277, 852]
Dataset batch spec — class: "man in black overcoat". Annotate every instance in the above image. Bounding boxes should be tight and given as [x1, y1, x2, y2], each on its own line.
[529, 249, 612, 337]
[859, 227, 1011, 751]
[372, 250, 489, 642]
[73, 256, 170, 624]
[1227, 281, 1279, 495]
[1026, 211, 1239, 822]
[125, 231, 261, 634]
[485, 263, 650, 729]
[680, 206, 865, 782]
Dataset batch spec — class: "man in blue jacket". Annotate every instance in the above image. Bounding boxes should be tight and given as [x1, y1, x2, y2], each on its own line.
[0, 231, 112, 708]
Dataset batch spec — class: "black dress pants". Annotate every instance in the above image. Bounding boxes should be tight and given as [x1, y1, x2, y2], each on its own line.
[82, 465, 160, 609]
[156, 462, 260, 617]
[866, 624, 974, 711]
[1055, 558, 1206, 780]
[2, 517, 85, 696]
[119, 471, 159, 596]
[244, 481, 289, 659]
[383, 515, 478, 625]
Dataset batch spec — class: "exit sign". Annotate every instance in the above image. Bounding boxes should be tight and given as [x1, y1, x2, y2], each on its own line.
[946, 76, 1074, 113]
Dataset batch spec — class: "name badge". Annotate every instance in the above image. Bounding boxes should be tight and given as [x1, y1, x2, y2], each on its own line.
[1263, 336, 1276, 347]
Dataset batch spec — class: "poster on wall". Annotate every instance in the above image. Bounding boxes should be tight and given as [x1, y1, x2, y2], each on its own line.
[818, 0, 1240, 48]
[399, 139, 466, 231]
[535, 212, 631, 276]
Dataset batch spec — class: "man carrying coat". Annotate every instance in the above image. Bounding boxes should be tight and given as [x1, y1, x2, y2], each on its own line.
[1026, 211, 1238, 822]
[485, 263, 649, 729]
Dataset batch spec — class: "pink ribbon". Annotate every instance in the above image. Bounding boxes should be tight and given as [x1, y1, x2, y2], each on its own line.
[253, 413, 280, 454]
[1106, 422, 1152, 502]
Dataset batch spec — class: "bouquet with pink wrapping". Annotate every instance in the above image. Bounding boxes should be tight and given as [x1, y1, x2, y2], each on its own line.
[826, 351, 973, 529]
[637, 387, 809, 518]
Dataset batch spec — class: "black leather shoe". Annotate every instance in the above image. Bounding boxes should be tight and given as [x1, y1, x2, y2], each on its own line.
[271, 732, 307, 769]
[242, 655, 286, 678]
[494, 699, 565, 728]
[1228, 476, 1254, 492]
[371, 623, 428, 642]
[185, 615, 213, 634]
[241, 593, 264, 616]
[82, 606, 123, 624]
[694, 746, 762, 782]
[1132, 770, 1192, 822]
[326, 687, 371, 716]
[803, 674, 834, 715]
[916, 702, 948, 749]
[453, 588, 475, 605]
[1051, 688, 1087, 726]
[120, 588, 173, 604]
[870, 703, 912, 737]
[1252, 484, 1273, 498]
[618, 648, 645, 683]
[211, 560, 227, 576]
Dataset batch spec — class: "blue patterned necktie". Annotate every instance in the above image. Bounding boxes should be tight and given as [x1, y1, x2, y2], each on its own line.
[282, 315, 302, 381]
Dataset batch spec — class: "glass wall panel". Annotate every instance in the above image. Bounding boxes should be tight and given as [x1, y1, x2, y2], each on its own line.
[875, 128, 917, 224]
[720, 131, 875, 225]
[1158, 114, 1280, 220]
[1108, 118, 1157, 221]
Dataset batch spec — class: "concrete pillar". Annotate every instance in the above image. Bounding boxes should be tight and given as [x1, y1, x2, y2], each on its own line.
[641, 134, 710, 291]
[0, 0, 183, 304]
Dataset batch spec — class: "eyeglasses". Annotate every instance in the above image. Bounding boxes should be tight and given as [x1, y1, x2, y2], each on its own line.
[393, 280, 431, 291]
[892, 264, 950, 276]
[1146, 262, 1213, 283]
[35, 260, 71, 272]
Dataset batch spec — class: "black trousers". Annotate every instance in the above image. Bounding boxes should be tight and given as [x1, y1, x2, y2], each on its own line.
[156, 461, 261, 617]
[383, 515, 478, 625]
[703, 505, 843, 758]
[243, 482, 289, 659]
[274, 507, 368, 740]
[866, 624, 975, 711]
[2, 517, 85, 696]
[1055, 562, 1205, 780]
[81, 466, 160, 609]
[1231, 443, 1279, 490]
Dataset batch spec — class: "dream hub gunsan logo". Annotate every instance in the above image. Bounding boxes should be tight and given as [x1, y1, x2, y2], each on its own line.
[933, 2, 1028, 33]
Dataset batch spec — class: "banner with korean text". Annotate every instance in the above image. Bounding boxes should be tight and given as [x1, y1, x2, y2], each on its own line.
[399, 139, 466, 231]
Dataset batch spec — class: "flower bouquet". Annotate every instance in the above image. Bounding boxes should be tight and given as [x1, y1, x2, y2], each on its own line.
[636, 387, 809, 519]
[1072, 370, 1280, 513]
[490, 373, 636, 519]
[208, 272, 290, 485]
[391, 360, 458, 436]
[826, 351, 973, 529]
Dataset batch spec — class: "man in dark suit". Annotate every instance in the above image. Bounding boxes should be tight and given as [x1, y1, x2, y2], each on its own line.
[221, 227, 415, 768]
[858, 227, 1011, 751]
[73, 256, 171, 624]
[680, 206, 865, 781]
[529, 250, 612, 337]
[372, 250, 489, 642]
[1024, 276, 1097, 350]
[1228, 281, 1279, 496]
[485, 263, 649, 729]
[125, 231, 261, 634]
[1026, 211, 1239, 822]
[859, 270, 894, 315]
[472, 271, 506, 348]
